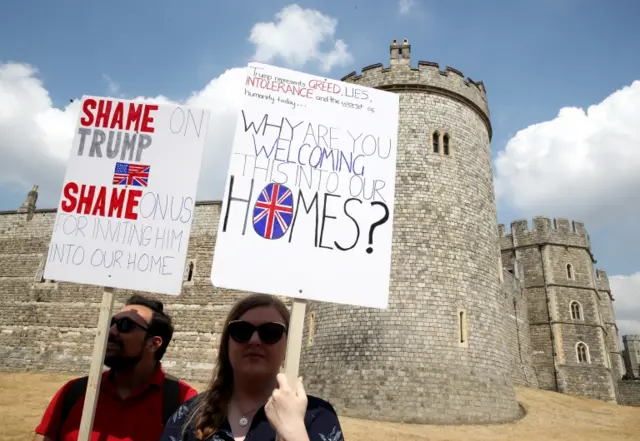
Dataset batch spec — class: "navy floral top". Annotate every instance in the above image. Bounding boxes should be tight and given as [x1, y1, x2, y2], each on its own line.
[159, 392, 345, 441]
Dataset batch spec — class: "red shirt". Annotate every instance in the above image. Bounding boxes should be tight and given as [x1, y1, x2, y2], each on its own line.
[35, 363, 198, 441]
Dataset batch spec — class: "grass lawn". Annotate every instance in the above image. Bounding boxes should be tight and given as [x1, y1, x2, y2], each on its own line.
[2, 372, 639, 441]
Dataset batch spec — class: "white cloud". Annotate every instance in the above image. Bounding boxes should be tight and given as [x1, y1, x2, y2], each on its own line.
[0, 4, 353, 209]
[494, 80, 640, 228]
[249, 4, 353, 72]
[398, 0, 416, 15]
[610, 273, 640, 340]
[0, 63, 244, 208]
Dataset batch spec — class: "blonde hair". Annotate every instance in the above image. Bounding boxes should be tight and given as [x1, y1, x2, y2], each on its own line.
[183, 294, 290, 439]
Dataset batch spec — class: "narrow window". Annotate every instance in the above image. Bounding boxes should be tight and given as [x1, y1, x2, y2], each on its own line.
[570, 301, 582, 320]
[458, 309, 468, 346]
[34, 257, 45, 283]
[566, 264, 574, 280]
[443, 134, 450, 155]
[432, 132, 439, 153]
[576, 342, 589, 363]
[183, 261, 194, 281]
[307, 312, 316, 346]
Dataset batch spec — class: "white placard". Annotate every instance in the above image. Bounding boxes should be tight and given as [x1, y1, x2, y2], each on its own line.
[211, 62, 399, 308]
[43, 96, 210, 295]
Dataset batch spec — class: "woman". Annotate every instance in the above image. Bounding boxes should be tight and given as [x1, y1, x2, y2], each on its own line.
[160, 293, 345, 441]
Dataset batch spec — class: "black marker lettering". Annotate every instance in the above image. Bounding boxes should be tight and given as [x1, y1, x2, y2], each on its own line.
[334, 198, 361, 251]
[319, 193, 339, 250]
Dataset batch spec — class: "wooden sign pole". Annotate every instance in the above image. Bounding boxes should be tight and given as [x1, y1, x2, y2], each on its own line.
[283, 299, 307, 385]
[77, 287, 115, 441]
[274, 299, 307, 441]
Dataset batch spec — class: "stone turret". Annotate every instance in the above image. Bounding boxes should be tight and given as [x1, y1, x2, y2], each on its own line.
[299, 40, 521, 424]
[499, 217, 620, 402]
[17, 185, 39, 220]
[390, 38, 411, 66]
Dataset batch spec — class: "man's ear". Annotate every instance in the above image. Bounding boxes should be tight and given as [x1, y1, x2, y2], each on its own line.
[148, 335, 163, 353]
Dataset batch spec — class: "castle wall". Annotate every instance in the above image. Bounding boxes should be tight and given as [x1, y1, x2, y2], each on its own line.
[617, 380, 640, 406]
[299, 49, 522, 425]
[596, 270, 625, 380]
[0, 203, 267, 381]
[623, 335, 640, 378]
[502, 244, 557, 390]
[599, 295, 625, 380]
[501, 268, 539, 388]
[1, 39, 633, 419]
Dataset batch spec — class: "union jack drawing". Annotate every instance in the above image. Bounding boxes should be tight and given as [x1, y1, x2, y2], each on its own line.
[112, 162, 150, 187]
[253, 183, 294, 240]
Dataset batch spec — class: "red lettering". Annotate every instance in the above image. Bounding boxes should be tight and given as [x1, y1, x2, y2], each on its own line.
[91, 187, 107, 216]
[109, 188, 126, 218]
[78, 185, 96, 215]
[58, 185, 141, 219]
[80, 99, 97, 127]
[308, 79, 340, 94]
[141, 104, 158, 133]
[95, 100, 113, 128]
[125, 190, 142, 220]
[127, 103, 142, 131]
[61, 182, 79, 212]
[110, 102, 124, 130]
[78, 99, 157, 133]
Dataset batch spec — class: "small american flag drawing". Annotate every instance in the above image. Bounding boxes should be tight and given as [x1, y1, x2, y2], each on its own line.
[252, 183, 294, 240]
[112, 162, 150, 187]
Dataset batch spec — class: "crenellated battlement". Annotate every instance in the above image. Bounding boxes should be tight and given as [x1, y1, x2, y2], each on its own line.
[340, 39, 491, 137]
[341, 60, 486, 98]
[623, 335, 640, 343]
[595, 268, 611, 291]
[498, 216, 591, 250]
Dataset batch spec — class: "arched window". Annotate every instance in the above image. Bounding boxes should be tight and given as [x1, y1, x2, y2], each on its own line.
[576, 342, 590, 363]
[432, 132, 439, 153]
[566, 263, 574, 280]
[570, 301, 582, 320]
[443, 134, 450, 155]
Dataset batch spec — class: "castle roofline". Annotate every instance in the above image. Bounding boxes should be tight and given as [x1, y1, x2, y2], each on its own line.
[341, 39, 491, 139]
[0, 199, 223, 215]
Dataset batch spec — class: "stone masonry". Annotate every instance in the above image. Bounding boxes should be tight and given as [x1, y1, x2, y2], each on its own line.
[499, 217, 624, 402]
[1, 39, 639, 420]
[623, 335, 640, 378]
[299, 39, 522, 424]
[617, 380, 640, 407]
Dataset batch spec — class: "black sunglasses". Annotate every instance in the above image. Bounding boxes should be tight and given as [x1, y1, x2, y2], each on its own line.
[110, 316, 149, 334]
[227, 320, 287, 345]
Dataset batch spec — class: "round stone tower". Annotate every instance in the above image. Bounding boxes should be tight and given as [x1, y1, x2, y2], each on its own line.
[298, 39, 521, 424]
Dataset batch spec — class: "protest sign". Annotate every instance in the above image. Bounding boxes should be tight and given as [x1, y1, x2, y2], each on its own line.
[42, 96, 210, 441]
[211, 62, 399, 309]
[43, 96, 210, 295]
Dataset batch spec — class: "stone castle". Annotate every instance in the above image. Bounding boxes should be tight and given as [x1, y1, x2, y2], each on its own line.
[1, 39, 639, 421]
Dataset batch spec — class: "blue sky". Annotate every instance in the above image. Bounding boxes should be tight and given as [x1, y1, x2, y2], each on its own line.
[1, 0, 640, 330]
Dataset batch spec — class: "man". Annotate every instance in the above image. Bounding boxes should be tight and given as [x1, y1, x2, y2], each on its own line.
[34, 294, 198, 441]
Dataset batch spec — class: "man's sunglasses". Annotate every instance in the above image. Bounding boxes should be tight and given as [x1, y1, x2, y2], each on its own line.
[110, 316, 149, 334]
[227, 320, 287, 345]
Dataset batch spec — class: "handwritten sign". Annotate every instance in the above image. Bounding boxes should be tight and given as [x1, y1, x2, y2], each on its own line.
[43, 96, 210, 295]
[211, 62, 399, 308]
